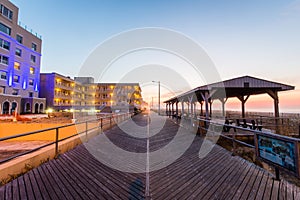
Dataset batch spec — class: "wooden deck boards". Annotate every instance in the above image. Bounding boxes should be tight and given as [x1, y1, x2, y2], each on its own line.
[0, 113, 299, 199]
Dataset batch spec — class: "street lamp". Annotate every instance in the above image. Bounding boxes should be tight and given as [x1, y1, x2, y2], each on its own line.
[152, 81, 160, 115]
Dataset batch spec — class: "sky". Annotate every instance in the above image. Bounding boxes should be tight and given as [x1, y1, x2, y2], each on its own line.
[10, 0, 300, 113]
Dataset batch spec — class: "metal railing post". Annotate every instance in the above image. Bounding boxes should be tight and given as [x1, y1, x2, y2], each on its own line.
[232, 128, 237, 156]
[85, 121, 88, 141]
[55, 128, 59, 155]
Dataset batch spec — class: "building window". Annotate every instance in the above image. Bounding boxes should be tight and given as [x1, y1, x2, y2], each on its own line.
[0, 5, 13, 20]
[0, 55, 9, 65]
[14, 62, 21, 70]
[29, 79, 34, 86]
[16, 34, 23, 44]
[30, 67, 35, 74]
[29, 92, 33, 97]
[30, 55, 36, 63]
[0, 86, 5, 93]
[12, 89, 18, 95]
[0, 71, 7, 80]
[32, 43, 37, 51]
[13, 75, 19, 83]
[0, 22, 11, 35]
[0, 38, 10, 50]
[15, 48, 22, 57]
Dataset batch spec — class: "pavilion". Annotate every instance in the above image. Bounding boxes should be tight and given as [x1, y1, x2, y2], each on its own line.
[164, 76, 295, 127]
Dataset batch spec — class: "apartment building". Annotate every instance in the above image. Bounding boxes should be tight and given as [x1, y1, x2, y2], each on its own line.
[39, 73, 88, 111]
[0, 0, 45, 114]
[83, 82, 142, 110]
[40, 73, 143, 112]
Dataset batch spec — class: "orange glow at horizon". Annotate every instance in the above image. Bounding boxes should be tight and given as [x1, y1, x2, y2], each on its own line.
[224, 90, 300, 113]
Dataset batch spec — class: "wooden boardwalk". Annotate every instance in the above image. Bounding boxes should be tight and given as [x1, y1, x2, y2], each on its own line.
[0, 112, 300, 199]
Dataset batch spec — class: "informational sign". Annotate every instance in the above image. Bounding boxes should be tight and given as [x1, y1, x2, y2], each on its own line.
[257, 135, 297, 172]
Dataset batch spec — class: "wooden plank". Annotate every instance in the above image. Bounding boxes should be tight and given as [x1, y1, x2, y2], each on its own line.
[293, 184, 300, 200]
[63, 150, 141, 199]
[5, 182, 13, 200]
[31, 168, 51, 200]
[151, 147, 225, 194]
[221, 161, 253, 199]
[17, 176, 27, 199]
[11, 178, 19, 200]
[196, 156, 239, 198]
[51, 159, 92, 200]
[0, 185, 5, 200]
[47, 160, 84, 200]
[202, 159, 247, 199]
[36, 166, 60, 200]
[233, 164, 256, 199]
[262, 174, 274, 199]
[271, 178, 280, 200]
[184, 155, 233, 199]
[158, 149, 227, 199]
[285, 181, 294, 200]
[23, 173, 35, 200]
[28, 170, 43, 200]
[279, 180, 287, 200]
[254, 172, 269, 200]
[152, 146, 226, 198]
[55, 157, 100, 199]
[241, 167, 263, 199]
[208, 158, 248, 199]
[43, 162, 75, 199]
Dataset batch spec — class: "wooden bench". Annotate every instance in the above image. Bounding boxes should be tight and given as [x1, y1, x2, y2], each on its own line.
[236, 119, 263, 131]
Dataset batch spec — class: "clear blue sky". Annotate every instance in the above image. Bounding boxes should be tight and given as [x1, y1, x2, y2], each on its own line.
[10, 0, 300, 112]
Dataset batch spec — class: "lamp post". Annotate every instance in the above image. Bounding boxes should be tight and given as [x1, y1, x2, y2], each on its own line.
[152, 81, 160, 115]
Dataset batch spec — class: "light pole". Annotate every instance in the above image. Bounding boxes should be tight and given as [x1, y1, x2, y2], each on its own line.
[152, 81, 160, 115]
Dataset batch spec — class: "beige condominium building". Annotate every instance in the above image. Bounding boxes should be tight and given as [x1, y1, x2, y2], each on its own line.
[0, 0, 45, 114]
[40, 73, 143, 113]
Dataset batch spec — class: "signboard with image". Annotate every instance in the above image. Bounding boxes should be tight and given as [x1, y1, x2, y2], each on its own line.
[256, 133, 300, 177]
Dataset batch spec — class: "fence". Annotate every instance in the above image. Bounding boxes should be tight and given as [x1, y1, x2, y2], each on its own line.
[0, 112, 133, 164]
[176, 116, 300, 179]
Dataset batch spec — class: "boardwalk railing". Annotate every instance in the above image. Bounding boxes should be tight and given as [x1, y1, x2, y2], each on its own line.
[0, 112, 132, 164]
[176, 116, 300, 179]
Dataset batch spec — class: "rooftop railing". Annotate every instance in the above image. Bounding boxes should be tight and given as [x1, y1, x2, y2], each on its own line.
[18, 21, 42, 39]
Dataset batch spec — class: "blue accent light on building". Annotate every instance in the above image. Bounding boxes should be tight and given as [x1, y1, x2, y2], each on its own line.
[34, 82, 38, 91]
[23, 79, 26, 89]
[8, 72, 13, 86]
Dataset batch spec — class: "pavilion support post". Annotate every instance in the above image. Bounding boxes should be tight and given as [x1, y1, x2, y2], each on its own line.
[187, 103, 190, 118]
[209, 99, 213, 117]
[176, 102, 179, 120]
[166, 103, 169, 117]
[204, 92, 209, 120]
[268, 90, 280, 133]
[238, 95, 250, 118]
[171, 103, 174, 117]
[181, 101, 184, 117]
[188, 95, 194, 119]
[219, 98, 227, 117]
[190, 103, 193, 118]
[200, 102, 203, 116]
[194, 102, 197, 118]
